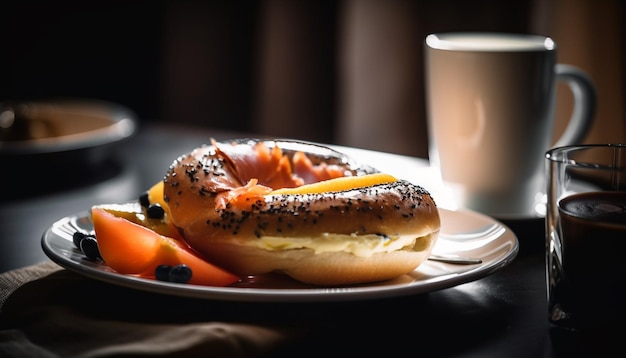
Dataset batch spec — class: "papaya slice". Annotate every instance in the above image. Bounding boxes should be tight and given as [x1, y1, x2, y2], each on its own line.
[91, 207, 240, 287]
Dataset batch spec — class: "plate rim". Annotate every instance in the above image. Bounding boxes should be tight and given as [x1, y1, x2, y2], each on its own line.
[0, 99, 137, 155]
[41, 208, 519, 302]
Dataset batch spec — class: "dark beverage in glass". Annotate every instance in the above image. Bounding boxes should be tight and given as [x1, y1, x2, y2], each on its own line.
[549, 191, 626, 330]
[546, 145, 626, 355]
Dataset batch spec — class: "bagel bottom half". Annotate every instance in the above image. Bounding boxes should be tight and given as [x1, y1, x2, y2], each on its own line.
[189, 231, 439, 286]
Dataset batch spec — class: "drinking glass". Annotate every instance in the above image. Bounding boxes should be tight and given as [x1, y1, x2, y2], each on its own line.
[545, 144, 626, 353]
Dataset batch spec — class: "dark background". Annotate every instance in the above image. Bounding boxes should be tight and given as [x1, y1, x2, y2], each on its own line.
[0, 1, 534, 141]
[1, 0, 623, 156]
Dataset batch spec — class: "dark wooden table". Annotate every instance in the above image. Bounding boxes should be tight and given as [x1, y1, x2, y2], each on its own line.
[0, 123, 586, 357]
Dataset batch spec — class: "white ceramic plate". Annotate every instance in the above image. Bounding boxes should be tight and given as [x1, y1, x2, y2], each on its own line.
[41, 208, 518, 302]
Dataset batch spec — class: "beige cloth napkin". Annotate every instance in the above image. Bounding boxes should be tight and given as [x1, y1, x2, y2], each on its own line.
[0, 261, 294, 358]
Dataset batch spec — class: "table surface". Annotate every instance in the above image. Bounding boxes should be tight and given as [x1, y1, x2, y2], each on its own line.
[0, 123, 571, 357]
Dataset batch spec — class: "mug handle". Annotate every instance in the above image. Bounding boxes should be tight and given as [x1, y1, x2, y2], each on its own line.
[552, 64, 597, 148]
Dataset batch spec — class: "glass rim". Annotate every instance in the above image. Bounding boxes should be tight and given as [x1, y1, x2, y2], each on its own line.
[546, 144, 626, 168]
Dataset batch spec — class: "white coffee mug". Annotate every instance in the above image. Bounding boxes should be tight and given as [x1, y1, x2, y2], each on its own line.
[424, 32, 596, 218]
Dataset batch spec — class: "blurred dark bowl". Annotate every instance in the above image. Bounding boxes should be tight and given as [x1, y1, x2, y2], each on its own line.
[0, 99, 137, 199]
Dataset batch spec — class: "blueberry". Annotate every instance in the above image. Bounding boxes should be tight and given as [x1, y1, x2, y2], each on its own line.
[146, 203, 165, 219]
[73, 231, 96, 250]
[169, 264, 192, 283]
[139, 191, 150, 208]
[155, 265, 172, 281]
[80, 236, 102, 261]
[72, 231, 87, 249]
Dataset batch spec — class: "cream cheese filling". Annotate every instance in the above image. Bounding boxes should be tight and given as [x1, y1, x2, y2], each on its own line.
[249, 233, 427, 258]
